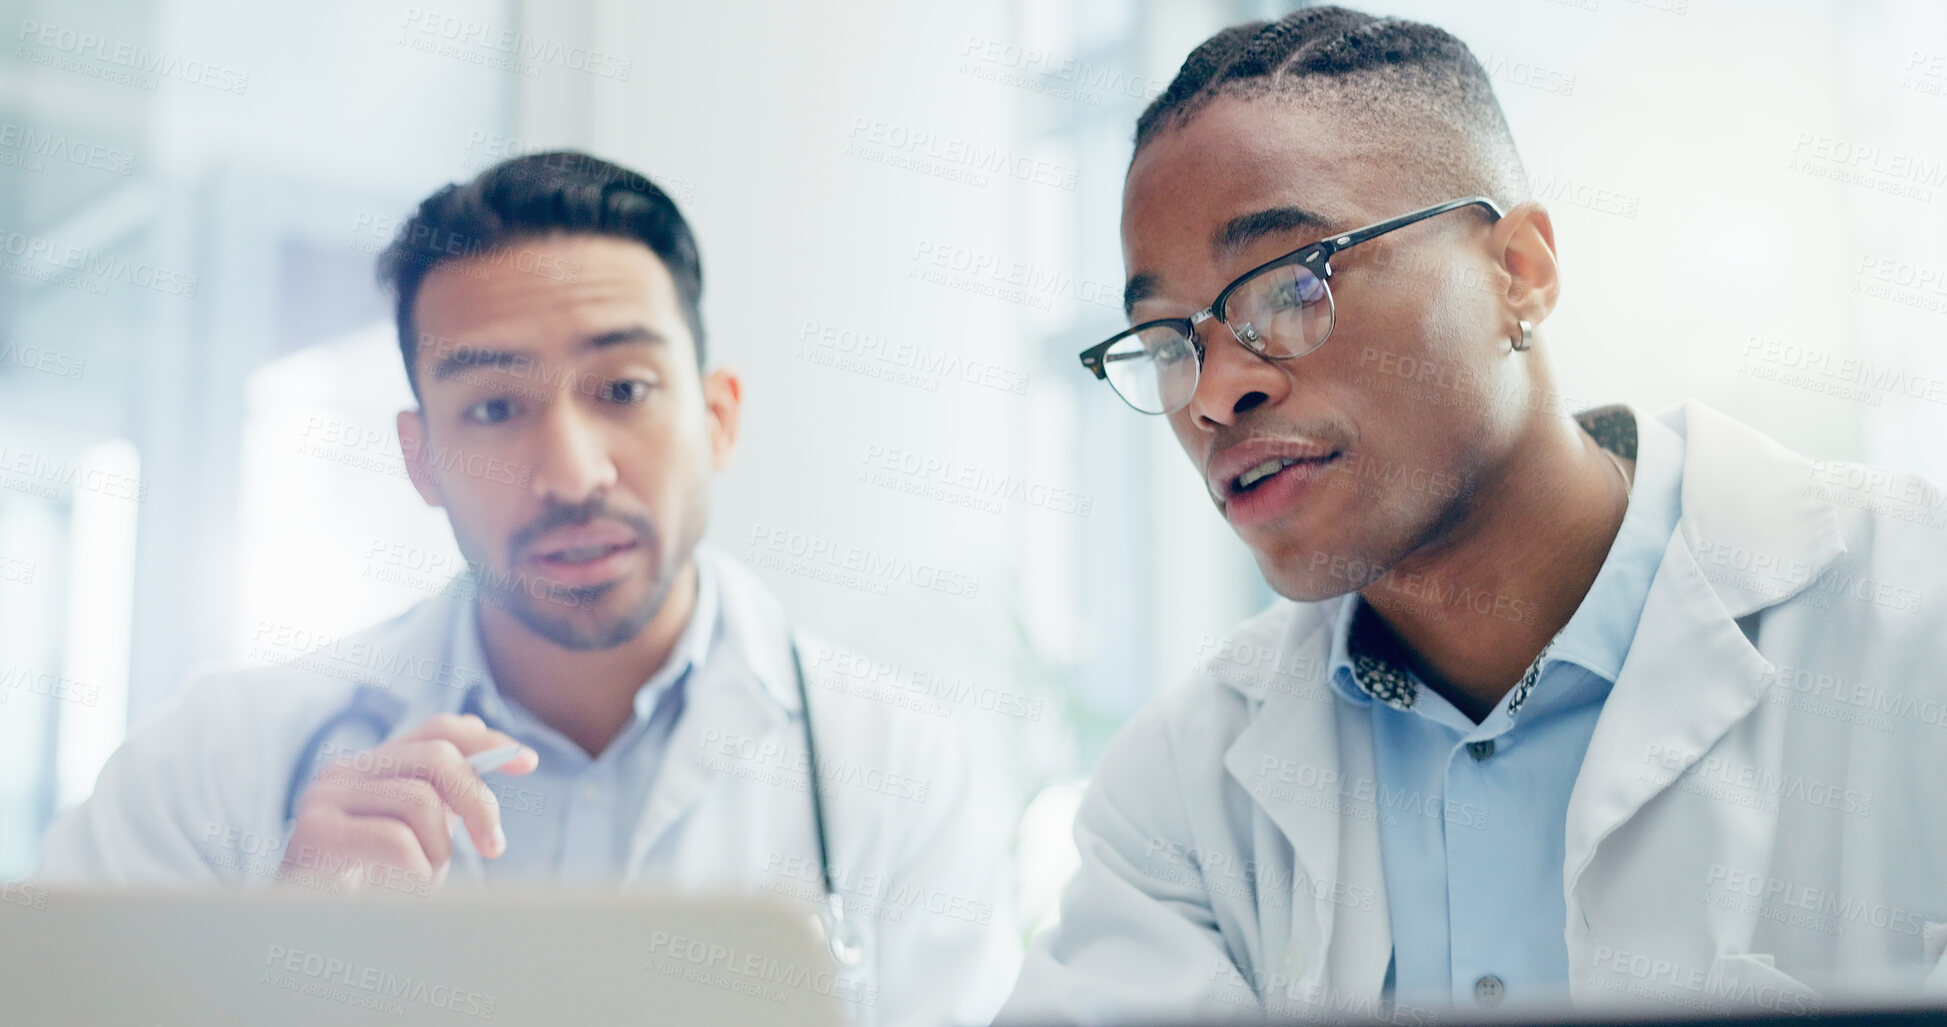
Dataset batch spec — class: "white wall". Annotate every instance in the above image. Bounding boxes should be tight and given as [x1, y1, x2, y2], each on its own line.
[523, 0, 1101, 805]
[1373, 0, 1947, 473]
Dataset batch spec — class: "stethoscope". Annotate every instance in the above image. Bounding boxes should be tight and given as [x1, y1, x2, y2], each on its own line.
[786, 641, 866, 969]
[284, 639, 865, 969]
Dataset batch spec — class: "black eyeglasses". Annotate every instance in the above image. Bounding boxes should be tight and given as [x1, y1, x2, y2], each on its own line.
[1078, 196, 1505, 415]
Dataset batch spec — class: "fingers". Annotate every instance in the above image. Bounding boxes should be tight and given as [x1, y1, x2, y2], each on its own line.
[320, 736, 512, 859]
[303, 773, 454, 870]
[281, 713, 541, 891]
[284, 805, 438, 892]
[401, 739, 508, 858]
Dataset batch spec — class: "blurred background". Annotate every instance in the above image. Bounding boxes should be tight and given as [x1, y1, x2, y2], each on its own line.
[3, 0, 1946, 938]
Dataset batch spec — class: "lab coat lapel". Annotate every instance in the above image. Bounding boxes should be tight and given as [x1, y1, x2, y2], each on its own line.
[1222, 609, 1391, 1005]
[626, 547, 799, 871]
[1562, 533, 1775, 905]
[1565, 401, 1848, 917]
[624, 645, 789, 869]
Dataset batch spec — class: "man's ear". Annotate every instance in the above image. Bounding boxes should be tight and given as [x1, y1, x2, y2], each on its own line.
[1489, 200, 1561, 325]
[396, 408, 445, 507]
[701, 367, 743, 471]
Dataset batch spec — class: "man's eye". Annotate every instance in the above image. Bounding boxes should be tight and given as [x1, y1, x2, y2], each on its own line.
[464, 397, 518, 424]
[604, 379, 656, 404]
[1266, 278, 1304, 311]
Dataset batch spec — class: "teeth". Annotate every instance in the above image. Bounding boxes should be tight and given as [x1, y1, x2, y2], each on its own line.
[550, 544, 616, 562]
[1236, 457, 1298, 491]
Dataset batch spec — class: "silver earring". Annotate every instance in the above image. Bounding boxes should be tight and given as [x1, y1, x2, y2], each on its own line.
[1511, 320, 1534, 352]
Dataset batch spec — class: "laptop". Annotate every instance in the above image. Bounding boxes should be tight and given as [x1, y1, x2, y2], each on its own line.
[0, 885, 848, 1027]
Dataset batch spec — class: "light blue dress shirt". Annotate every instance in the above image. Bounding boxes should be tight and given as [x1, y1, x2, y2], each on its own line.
[1324, 409, 1685, 1009]
[448, 553, 721, 882]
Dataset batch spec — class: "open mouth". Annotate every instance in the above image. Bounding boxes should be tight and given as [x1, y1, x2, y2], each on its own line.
[537, 541, 634, 565]
[1230, 453, 1339, 496]
[537, 540, 638, 566]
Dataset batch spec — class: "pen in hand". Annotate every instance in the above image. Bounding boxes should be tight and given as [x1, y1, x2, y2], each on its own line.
[467, 743, 527, 775]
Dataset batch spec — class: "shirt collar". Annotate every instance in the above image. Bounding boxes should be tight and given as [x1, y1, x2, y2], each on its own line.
[451, 547, 722, 735]
[1546, 405, 1685, 682]
[1327, 405, 1685, 716]
[1326, 594, 1407, 709]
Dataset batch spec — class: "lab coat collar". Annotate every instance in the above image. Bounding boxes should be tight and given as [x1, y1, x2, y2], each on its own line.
[1660, 399, 1849, 617]
[697, 541, 806, 716]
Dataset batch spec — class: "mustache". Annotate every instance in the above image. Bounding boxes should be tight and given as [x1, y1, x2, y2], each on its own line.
[508, 496, 660, 560]
[1205, 415, 1355, 469]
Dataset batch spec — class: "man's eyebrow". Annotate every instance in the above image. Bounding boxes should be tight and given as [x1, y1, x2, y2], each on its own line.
[1123, 207, 1338, 318]
[1214, 206, 1336, 260]
[430, 346, 533, 382]
[582, 325, 668, 351]
[427, 327, 667, 383]
[1123, 272, 1159, 318]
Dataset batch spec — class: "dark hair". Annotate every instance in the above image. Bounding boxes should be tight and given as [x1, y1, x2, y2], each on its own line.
[1135, 6, 1527, 206]
[377, 151, 705, 397]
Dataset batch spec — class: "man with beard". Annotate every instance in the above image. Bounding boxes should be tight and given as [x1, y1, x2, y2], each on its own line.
[38, 151, 1021, 1027]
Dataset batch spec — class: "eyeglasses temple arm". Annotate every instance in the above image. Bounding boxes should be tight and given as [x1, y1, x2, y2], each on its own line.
[1080, 326, 1196, 378]
[1315, 196, 1506, 260]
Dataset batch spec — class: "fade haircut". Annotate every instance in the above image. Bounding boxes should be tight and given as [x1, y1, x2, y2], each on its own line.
[377, 150, 706, 399]
[1134, 5, 1528, 210]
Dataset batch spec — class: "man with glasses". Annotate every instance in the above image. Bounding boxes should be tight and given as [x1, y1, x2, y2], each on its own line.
[1002, 6, 1947, 1023]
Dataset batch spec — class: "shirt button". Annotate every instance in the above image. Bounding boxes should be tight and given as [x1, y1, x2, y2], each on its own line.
[1465, 740, 1496, 761]
[578, 781, 602, 803]
[1474, 974, 1505, 1005]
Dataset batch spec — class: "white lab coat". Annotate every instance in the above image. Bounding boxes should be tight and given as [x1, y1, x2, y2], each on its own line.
[38, 545, 1022, 1027]
[1002, 401, 1947, 1024]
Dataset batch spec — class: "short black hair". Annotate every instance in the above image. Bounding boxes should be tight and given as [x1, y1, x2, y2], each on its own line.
[377, 150, 705, 398]
[1135, 5, 1527, 208]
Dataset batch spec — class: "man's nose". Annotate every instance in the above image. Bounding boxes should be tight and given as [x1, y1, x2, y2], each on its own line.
[1183, 318, 1291, 431]
[528, 403, 618, 503]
